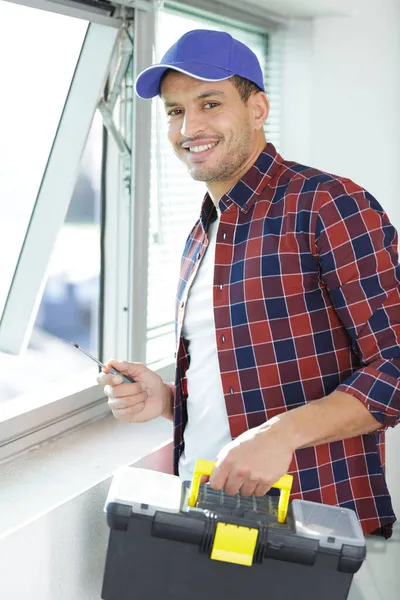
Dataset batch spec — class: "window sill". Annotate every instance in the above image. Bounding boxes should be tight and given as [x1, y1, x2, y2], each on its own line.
[0, 360, 175, 463]
[0, 367, 99, 420]
[0, 369, 109, 462]
[0, 412, 172, 539]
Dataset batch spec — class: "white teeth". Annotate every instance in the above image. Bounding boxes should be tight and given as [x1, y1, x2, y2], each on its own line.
[189, 142, 217, 153]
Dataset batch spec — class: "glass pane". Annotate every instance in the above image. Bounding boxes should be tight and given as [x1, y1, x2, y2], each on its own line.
[0, 113, 103, 402]
[146, 10, 269, 364]
[0, 1, 88, 320]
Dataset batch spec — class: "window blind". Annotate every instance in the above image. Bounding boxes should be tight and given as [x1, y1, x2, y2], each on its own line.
[146, 5, 282, 364]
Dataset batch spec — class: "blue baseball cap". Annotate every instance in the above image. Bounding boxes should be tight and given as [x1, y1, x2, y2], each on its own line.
[135, 29, 265, 99]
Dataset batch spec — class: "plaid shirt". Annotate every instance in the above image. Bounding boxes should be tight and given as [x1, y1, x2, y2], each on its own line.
[172, 143, 400, 538]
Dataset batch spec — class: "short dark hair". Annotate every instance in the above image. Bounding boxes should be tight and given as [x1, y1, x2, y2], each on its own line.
[159, 68, 174, 94]
[230, 75, 263, 103]
[159, 70, 262, 103]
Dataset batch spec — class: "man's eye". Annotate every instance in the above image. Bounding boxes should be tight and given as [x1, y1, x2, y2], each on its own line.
[204, 102, 219, 109]
[168, 109, 183, 117]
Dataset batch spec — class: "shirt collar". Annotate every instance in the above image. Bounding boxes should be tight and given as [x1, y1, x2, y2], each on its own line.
[199, 143, 283, 232]
[221, 142, 283, 213]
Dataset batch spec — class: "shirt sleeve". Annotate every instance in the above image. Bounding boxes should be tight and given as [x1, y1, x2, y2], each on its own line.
[314, 181, 400, 429]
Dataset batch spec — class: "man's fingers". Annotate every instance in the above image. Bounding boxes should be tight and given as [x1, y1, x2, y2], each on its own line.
[110, 402, 146, 420]
[103, 381, 143, 399]
[107, 358, 137, 371]
[223, 468, 248, 496]
[107, 359, 146, 379]
[97, 360, 147, 385]
[209, 461, 230, 491]
[253, 482, 270, 497]
[108, 391, 147, 410]
[97, 372, 123, 386]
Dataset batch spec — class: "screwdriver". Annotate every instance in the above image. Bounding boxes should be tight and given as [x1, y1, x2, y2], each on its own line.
[70, 342, 136, 383]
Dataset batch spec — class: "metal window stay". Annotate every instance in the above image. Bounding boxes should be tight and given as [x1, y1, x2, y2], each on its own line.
[98, 21, 134, 189]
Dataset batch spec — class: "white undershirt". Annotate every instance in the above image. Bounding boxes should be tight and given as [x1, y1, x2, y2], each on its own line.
[178, 212, 232, 482]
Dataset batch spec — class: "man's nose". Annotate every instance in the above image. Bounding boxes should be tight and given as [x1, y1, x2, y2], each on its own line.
[180, 109, 206, 139]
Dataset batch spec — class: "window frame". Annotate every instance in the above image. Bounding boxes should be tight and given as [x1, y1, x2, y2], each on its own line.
[8, 0, 124, 27]
[102, 7, 156, 366]
[0, 21, 118, 355]
[166, 0, 284, 32]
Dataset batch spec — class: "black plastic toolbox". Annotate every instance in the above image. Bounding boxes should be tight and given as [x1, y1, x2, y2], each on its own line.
[101, 461, 366, 600]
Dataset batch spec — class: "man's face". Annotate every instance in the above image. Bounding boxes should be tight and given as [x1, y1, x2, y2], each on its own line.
[160, 72, 258, 182]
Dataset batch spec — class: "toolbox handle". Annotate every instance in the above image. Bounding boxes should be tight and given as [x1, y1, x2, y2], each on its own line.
[188, 459, 293, 524]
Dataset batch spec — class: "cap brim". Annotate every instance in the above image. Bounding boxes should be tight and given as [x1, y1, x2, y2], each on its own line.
[135, 62, 233, 99]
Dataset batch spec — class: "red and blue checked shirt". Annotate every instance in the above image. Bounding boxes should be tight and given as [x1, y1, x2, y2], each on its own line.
[172, 142, 400, 538]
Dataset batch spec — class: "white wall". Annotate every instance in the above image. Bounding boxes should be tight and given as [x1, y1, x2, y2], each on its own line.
[0, 414, 172, 600]
[279, 17, 314, 164]
[0, 480, 111, 600]
[312, 0, 400, 228]
[281, 0, 400, 228]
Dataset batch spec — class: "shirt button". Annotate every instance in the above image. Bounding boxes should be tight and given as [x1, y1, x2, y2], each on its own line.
[219, 284, 223, 291]
[230, 387, 234, 394]
[222, 232, 227, 241]
[221, 335, 226, 344]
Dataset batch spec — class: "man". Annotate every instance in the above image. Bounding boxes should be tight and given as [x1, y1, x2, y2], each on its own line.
[98, 29, 400, 538]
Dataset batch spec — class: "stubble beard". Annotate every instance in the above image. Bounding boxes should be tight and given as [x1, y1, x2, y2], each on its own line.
[186, 126, 253, 183]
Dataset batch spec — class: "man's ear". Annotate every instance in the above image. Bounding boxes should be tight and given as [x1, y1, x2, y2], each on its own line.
[251, 92, 270, 130]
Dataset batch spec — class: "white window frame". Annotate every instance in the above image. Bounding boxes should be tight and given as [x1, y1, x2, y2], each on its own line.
[102, 7, 156, 366]
[7, 0, 126, 27]
[166, 0, 284, 31]
[0, 22, 118, 355]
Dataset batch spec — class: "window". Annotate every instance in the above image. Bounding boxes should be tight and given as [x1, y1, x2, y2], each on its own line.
[0, 113, 103, 403]
[146, 6, 277, 364]
[35, 112, 103, 358]
[0, 1, 118, 456]
[0, 1, 87, 320]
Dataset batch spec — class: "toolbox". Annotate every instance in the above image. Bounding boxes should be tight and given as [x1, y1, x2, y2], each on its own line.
[101, 460, 366, 600]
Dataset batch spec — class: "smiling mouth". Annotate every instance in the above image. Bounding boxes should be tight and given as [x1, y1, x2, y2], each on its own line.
[182, 141, 220, 160]
[187, 141, 219, 153]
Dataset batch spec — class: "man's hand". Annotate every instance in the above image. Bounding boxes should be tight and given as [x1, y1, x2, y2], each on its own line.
[209, 417, 295, 497]
[97, 359, 173, 423]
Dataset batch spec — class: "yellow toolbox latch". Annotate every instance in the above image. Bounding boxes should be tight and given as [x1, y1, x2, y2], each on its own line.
[211, 523, 259, 567]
